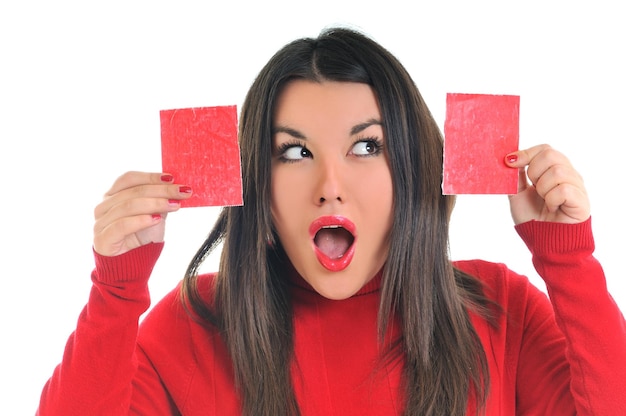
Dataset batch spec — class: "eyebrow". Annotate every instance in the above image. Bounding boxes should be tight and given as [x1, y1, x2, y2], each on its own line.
[272, 118, 383, 139]
[272, 125, 307, 139]
[350, 119, 383, 135]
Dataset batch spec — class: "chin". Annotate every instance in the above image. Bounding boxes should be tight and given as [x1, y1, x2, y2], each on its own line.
[311, 281, 362, 301]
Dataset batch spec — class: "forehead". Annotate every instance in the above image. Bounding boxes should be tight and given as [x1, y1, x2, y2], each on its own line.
[273, 80, 381, 128]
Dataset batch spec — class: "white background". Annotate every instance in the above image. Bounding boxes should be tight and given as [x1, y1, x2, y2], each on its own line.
[1, 1, 624, 414]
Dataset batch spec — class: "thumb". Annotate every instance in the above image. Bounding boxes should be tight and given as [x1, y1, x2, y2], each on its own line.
[504, 151, 526, 169]
[504, 152, 529, 194]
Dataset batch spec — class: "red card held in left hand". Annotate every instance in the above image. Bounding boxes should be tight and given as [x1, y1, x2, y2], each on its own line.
[160, 105, 243, 207]
[442, 93, 520, 195]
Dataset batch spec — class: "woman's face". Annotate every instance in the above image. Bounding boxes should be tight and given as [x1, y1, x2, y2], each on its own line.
[271, 80, 393, 300]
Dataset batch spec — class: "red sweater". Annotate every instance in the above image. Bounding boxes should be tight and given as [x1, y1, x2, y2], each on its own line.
[37, 219, 626, 415]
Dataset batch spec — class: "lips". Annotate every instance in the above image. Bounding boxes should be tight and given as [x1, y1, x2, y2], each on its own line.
[309, 216, 357, 272]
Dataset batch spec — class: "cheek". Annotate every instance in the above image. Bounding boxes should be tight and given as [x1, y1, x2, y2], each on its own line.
[367, 171, 394, 233]
[366, 168, 393, 205]
[270, 168, 305, 226]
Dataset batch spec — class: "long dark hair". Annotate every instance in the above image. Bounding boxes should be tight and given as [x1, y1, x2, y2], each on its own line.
[182, 27, 493, 415]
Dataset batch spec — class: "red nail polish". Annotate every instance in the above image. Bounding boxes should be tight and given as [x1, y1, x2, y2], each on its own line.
[179, 186, 192, 194]
[168, 199, 180, 205]
[506, 154, 518, 164]
[152, 214, 162, 221]
[161, 174, 174, 182]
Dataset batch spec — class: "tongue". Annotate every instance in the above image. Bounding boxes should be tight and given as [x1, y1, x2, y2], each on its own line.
[314, 228, 353, 259]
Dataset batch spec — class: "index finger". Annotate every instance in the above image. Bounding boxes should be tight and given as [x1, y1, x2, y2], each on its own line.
[95, 171, 191, 221]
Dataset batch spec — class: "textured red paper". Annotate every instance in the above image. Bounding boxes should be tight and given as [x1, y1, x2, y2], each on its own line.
[442, 93, 519, 195]
[160, 105, 243, 207]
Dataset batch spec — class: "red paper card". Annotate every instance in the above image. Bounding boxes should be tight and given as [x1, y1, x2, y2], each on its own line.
[442, 93, 520, 195]
[160, 105, 243, 207]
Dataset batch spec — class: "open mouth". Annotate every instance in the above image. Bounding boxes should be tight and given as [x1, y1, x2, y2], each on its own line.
[309, 216, 357, 272]
[314, 226, 355, 259]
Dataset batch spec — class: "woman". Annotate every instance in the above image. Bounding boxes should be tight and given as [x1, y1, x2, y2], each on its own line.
[37, 27, 625, 415]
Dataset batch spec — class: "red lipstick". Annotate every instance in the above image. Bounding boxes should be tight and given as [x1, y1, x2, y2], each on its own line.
[309, 215, 357, 272]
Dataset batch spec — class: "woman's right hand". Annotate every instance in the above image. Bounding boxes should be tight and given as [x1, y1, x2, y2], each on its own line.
[93, 172, 192, 257]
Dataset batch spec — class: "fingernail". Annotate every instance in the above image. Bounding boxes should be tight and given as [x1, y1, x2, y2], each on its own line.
[168, 199, 180, 205]
[179, 186, 192, 194]
[161, 174, 174, 182]
[152, 214, 162, 221]
[506, 154, 518, 164]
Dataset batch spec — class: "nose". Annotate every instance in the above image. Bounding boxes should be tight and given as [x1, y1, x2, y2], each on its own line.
[315, 158, 344, 205]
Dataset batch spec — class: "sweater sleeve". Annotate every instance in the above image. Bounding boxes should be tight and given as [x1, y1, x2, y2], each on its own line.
[36, 242, 172, 416]
[515, 217, 626, 415]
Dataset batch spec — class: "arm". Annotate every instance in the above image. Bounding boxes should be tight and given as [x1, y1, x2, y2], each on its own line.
[506, 146, 626, 414]
[37, 172, 192, 415]
[38, 244, 163, 414]
[516, 218, 626, 414]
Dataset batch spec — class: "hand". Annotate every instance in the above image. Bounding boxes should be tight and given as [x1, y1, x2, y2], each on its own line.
[93, 172, 192, 256]
[505, 144, 590, 225]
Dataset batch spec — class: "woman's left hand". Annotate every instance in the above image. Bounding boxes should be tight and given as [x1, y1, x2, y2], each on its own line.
[505, 144, 591, 225]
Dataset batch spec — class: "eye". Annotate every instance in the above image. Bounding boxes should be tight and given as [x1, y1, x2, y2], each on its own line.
[278, 143, 312, 162]
[351, 138, 383, 156]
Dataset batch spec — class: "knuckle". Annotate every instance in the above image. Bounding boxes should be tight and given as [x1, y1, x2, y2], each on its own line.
[93, 217, 105, 235]
[106, 171, 144, 196]
[550, 164, 568, 180]
[117, 197, 141, 217]
[128, 183, 148, 198]
[541, 146, 556, 158]
[93, 205, 103, 220]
